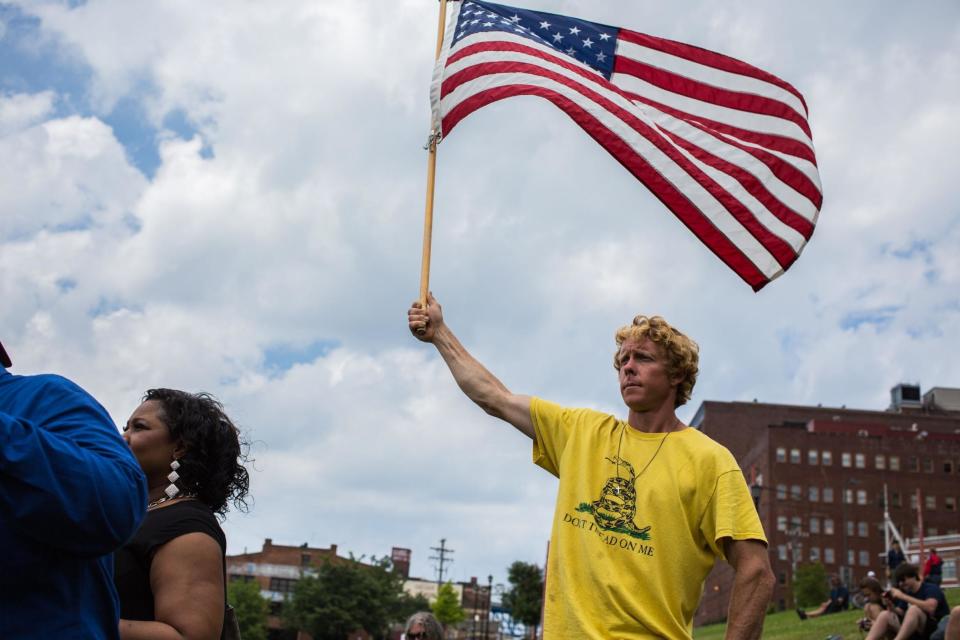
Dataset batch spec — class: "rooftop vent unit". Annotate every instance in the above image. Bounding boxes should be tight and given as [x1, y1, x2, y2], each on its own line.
[889, 383, 922, 413]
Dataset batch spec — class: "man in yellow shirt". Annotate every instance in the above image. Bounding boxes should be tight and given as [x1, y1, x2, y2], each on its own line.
[408, 294, 774, 639]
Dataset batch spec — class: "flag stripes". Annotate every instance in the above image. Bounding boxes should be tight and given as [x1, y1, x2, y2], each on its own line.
[432, 1, 823, 289]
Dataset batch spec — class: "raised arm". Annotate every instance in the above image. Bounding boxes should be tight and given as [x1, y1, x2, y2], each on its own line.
[409, 294, 534, 439]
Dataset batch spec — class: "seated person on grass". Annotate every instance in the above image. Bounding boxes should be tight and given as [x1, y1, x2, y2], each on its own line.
[797, 574, 849, 620]
[858, 576, 885, 632]
[865, 563, 949, 640]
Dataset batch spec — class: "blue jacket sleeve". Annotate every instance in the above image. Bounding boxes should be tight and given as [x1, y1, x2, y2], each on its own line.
[0, 374, 147, 556]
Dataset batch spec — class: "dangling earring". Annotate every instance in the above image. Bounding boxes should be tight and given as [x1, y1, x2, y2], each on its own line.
[164, 459, 181, 499]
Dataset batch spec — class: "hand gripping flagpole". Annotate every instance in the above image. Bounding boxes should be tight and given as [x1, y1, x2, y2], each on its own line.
[418, 0, 449, 314]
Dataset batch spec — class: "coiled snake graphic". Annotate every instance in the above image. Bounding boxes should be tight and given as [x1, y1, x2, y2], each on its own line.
[576, 456, 651, 540]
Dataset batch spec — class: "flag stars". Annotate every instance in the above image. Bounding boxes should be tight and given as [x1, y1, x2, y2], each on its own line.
[565, 46, 576, 55]
[482, 21, 493, 27]
[582, 37, 593, 48]
[510, 14, 521, 23]
[569, 26, 581, 35]
[539, 20, 551, 30]
[552, 32, 564, 43]
[598, 32, 612, 41]
[596, 51, 607, 62]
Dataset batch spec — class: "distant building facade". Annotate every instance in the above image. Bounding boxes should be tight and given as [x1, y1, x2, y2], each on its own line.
[227, 540, 496, 639]
[692, 384, 960, 626]
[227, 539, 348, 640]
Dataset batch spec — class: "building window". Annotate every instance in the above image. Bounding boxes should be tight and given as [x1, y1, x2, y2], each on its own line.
[945, 461, 955, 474]
[824, 547, 835, 564]
[875, 455, 886, 470]
[790, 516, 802, 533]
[778, 545, 788, 561]
[889, 456, 900, 471]
[842, 452, 852, 468]
[947, 560, 960, 583]
[859, 550, 870, 566]
[858, 522, 868, 537]
[810, 546, 820, 562]
[791, 485, 802, 501]
[908, 457, 919, 472]
[910, 494, 918, 510]
[845, 489, 854, 505]
[846, 520, 855, 537]
[848, 549, 855, 565]
[810, 517, 821, 534]
[824, 518, 835, 535]
[779, 572, 787, 586]
[923, 458, 934, 473]
[946, 496, 957, 512]
[926, 495, 936, 511]
[855, 453, 866, 469]
[892, 491, 901, 508]
[823, 487, 834, 503]
[822, 450, 833, 466]
[928, 527, 938, 536]
[229, 574, 257, 583]
[790, 448, 801, 464]
[857, 490, 868, 505]
[777, 516, 787, 532]
[776, 484, 787, 500]
[269, 577, 298, 595]
[808, 449, 819, 465]
[809, 486, 819, 502]
[776, 447, 786, 463]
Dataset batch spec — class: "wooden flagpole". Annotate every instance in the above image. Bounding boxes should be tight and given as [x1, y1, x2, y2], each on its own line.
[418, 0, 449, 310]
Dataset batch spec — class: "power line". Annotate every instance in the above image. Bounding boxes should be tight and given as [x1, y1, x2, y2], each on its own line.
[429, 538, 454, 585]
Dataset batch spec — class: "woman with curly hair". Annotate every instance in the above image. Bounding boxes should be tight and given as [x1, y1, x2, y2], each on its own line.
[114, 388, 250, 640]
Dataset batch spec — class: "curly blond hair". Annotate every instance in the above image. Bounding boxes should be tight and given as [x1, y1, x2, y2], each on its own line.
[613, 315, 699, 408]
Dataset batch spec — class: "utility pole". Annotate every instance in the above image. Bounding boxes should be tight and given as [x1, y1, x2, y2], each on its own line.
[430, 538, 454, 585]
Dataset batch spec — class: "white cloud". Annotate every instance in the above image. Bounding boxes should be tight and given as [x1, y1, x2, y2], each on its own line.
[0, 90, 55, 135]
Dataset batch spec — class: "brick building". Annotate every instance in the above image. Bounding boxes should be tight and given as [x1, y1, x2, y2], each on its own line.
[692, 384, 960, 626]
[227, 538, 348, 639]
[227, 540, 496, 639]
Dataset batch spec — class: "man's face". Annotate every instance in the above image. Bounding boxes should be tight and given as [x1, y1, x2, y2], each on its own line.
[617, 337, 677, 411]
[899, 575, 920, 592]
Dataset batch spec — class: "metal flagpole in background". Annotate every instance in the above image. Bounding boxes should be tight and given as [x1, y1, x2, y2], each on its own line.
[418, 0, 450, 311]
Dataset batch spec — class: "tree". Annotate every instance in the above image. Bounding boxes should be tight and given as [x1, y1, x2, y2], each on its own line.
[283, 556, 411, 640]
[502, 561, 543, 639]
[392, 591, 432, 625]
[793, 562, 829, 608]
[227, 579, 269, 640]
[431, 582, 466, 627]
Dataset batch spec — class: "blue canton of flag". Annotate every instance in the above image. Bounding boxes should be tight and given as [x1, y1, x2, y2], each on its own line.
[453, 0, 619, 79]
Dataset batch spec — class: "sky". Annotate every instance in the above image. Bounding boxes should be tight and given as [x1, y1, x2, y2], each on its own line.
[2, 0, 959, 591]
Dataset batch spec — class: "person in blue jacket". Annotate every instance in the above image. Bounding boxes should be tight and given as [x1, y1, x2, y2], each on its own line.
[0, 339, 147, 639]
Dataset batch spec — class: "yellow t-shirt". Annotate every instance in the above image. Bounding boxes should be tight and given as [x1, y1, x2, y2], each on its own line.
[531, 398, 766, 639]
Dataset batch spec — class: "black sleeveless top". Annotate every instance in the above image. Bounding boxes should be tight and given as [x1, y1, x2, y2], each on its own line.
[113, 500, 227, 620]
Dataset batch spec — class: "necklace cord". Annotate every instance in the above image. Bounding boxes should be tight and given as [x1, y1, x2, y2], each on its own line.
[615, 420, 678, 479]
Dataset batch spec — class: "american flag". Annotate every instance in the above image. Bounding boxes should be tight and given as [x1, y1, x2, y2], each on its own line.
[431, 0, 822, 291]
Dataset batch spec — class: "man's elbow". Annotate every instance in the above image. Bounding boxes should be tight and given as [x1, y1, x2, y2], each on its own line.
[739, 558, 775, 593]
